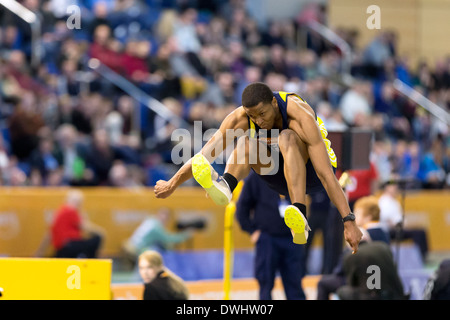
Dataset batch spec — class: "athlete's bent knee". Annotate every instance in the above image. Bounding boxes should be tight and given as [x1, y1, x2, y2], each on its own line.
[278, 129, 300, 149]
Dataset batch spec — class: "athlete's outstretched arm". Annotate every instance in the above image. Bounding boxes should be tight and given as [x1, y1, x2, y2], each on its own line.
[154, 108, 248, 199]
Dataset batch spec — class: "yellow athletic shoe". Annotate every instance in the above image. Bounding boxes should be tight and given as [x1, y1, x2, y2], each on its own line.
[284, 205, 311, 244]
[192, 153, 232, 206]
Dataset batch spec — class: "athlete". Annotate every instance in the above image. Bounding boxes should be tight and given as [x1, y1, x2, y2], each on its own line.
[155, 82, 362, 253]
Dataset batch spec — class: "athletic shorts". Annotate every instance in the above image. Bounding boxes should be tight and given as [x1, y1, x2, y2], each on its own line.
[253, 141, 336, 197]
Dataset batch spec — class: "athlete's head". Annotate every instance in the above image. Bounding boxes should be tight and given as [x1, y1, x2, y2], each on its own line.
[242, 82, 278, 129]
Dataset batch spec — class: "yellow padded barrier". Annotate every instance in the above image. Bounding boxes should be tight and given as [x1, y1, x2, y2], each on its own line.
[0, 258, 112, 300]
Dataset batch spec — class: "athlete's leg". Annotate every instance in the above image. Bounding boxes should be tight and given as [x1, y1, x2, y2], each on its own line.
[192, 135, 271, 205]
[277, 129, 309, 204]
[225, 135, 273, 180]
[278, 129, 311, 244]
[224, 135, 252, 182]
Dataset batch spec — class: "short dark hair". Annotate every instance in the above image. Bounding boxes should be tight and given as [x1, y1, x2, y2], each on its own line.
[241, 82, 273, 108]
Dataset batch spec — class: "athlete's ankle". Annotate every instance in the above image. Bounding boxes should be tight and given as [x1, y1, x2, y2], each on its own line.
[293, 203, 307, 219]
[223, 173, 238, 193]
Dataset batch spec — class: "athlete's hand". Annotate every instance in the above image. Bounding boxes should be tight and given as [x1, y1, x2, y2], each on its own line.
[154, 180, 176, 199]
[344, 221, 363, 254]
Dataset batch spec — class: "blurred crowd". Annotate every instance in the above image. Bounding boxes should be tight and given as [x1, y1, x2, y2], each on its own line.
[0, 0, 448, 189]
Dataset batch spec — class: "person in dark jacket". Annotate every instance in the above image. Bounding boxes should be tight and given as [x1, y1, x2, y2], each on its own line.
[316, 196, 391, 300]
[354, 196, 390, 244]
[337, 241, 407, 300]
[138, 250, 189, 300]
[423, 259, 450, 300]
[236, 171, 306, 300]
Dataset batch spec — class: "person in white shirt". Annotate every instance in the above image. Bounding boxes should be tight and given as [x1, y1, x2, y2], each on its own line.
[378, 180, 429, 262]
[377, 181, 403, 232]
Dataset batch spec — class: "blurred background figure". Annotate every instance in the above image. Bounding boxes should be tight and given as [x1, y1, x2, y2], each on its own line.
[336, 240, 407, 300]
[138, 250, 189, 300]
[354, 196, 390, 244]
[35, 190, 105, 258]
[121, 207, 192, 269]
[316, 195, 389, 300]
[423, 259, 450, 300]
[378, 179, 429, 262]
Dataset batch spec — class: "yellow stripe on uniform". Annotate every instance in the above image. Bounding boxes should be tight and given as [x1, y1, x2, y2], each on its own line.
[278, 91, 306, 103]
[249, 120, 256, 139]
[316, 116, 337, 168]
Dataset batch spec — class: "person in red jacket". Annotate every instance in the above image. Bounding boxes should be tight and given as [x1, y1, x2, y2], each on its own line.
[51, 190, 105, 258]
[36, 190, 105, 258]
[345, 161, 379, 211]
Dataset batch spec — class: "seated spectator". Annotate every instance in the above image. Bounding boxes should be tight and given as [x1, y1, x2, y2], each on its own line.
[339, 81, 372, 127]
[0, 135, 10, 183]
[29, 136, 61, 184]
[423, 259, 450, 300]
[8, 91, 45, 162]
[81, 128, 119, 185]
[378, 179, 429, 261]
[138, 250, 189, 300]
[316, 196, 387, 300]
[108, 161, 144, 188]
[354, 196, 390, 244]
[418, 137, 446, 189]
[89, 24, 123, 74]
[345, 161, 379, 211]
[121, 38, 152, 82]
[54, 124, 84, 184]
[337, 241, 407, 300]
[35, 190, 105, 258]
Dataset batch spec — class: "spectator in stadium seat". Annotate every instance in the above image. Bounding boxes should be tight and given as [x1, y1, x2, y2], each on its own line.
[8, 91, 45, 161]
[378, 179, 429, 261]
[89, 24, 123, 73]
[108, 161, 144, 188]
[29, 136, 61, 184]
[54, 124, 83, 184]
[138, 250, 189, 300]
[81, 128, 119, 185]
[339, 81, 373, 127]
[35, 190, 105, 258]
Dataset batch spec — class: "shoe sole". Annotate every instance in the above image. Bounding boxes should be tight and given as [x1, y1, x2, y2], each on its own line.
[192, 154, 230, 206]
[284, 206, 309, 244]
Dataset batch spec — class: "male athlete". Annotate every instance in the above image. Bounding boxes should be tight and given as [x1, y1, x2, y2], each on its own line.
[155, 82, 362, 253]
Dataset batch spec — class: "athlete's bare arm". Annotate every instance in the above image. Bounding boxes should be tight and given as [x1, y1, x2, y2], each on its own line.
[286, 96, 363, 253]
[154, 107, 249, 199]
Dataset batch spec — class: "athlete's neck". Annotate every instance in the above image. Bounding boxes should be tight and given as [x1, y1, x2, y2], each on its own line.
[273, 103, 283, 130]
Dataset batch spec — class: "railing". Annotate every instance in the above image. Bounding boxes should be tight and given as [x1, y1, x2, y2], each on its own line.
[87, 58, 204, 154]
[0, 0, 41, 68]
[305, 20, 354, 85]
[393, 79, 450, 126]
[87, 58, 189, 128]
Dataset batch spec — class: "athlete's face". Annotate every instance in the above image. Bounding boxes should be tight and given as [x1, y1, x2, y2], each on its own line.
[243, 98, 278, 130]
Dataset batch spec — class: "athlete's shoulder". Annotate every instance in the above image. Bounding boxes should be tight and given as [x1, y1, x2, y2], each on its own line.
[220, 106, 249, 130]
[274, 91, 307, 103]
[286, 95, 315, 121]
